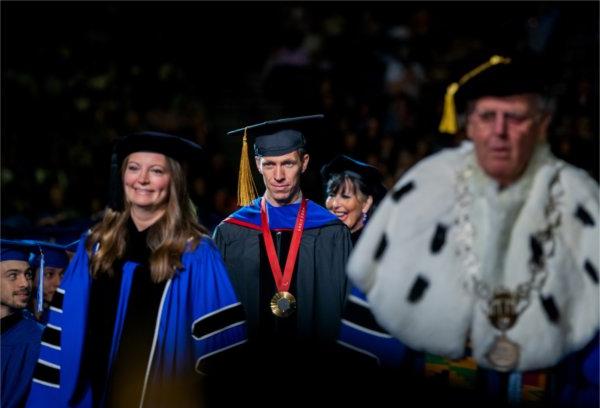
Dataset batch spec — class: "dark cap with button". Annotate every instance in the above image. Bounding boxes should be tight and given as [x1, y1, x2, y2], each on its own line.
[439, 54, 549, 135]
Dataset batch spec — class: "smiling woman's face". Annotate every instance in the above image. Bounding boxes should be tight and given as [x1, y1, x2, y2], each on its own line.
[326, 178, 372, 233]
[123, 152, 172, 211]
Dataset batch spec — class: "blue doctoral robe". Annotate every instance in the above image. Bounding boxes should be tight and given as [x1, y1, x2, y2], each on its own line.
[25, 235, 247, 407]
[223, 197, 340, 230]
[1, 311, 43, 408]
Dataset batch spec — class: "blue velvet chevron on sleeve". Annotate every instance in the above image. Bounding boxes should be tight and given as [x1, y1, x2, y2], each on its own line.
[25, 235, 93, 408]
[337, 286, 407, 368]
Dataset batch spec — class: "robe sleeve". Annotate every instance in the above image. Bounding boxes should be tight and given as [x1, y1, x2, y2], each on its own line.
[25, 235, 94, 408]
[1, 317, 43, 408]
[185, 238, 247, 375]
[311, 223, 352, 343]
[212, 223, 226, 259]
[337, 286, 408, 368]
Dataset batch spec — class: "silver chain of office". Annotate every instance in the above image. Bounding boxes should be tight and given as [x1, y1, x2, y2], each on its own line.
[454, 163, 564, 323]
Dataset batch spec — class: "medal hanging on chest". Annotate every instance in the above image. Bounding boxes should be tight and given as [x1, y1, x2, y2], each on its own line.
[260, 197, 307, 318]
[455, 165, 563, 372]
[484, 290, 520, 371]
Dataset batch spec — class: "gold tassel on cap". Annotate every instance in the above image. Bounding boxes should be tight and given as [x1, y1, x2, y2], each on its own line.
[237, 128, 258, 206]
[439, 82, 460, 135]
[438, 55, 512, 134]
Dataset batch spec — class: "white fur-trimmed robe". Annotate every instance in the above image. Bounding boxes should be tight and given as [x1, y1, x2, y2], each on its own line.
[348, 142, 599, 371]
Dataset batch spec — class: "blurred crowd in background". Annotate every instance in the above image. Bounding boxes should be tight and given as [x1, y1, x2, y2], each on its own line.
[2, 2, 598, 242]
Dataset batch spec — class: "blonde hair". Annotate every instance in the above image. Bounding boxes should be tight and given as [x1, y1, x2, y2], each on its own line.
[86, 156, 208, 282]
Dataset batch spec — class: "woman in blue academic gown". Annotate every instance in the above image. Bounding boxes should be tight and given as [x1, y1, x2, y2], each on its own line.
[26, 132, 247, 408]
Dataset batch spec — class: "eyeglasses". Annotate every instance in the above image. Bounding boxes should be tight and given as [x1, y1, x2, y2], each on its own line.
[471, 109, 537, 127]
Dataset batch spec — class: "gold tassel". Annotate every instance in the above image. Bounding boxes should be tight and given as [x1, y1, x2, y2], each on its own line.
[438, 55, 512, 134]
[237, 128, 258, 206]
[438, 82, 460, 134]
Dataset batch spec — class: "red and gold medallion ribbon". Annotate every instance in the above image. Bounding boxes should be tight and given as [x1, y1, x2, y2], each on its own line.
[260, 197, 307, 317]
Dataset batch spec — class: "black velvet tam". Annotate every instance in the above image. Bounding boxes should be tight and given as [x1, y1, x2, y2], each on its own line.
[456, 54, 550, 110]
[114, 131, 202, 167]
[227, 114, 324, 157]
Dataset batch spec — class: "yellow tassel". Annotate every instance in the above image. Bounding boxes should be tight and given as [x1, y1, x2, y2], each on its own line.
[438, 55, 512, 135]
[438, 82, 460, 134]
[237, 128, 258, 206]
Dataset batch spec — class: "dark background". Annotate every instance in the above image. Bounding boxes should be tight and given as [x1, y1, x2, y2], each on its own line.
[2, 1, 598, 241]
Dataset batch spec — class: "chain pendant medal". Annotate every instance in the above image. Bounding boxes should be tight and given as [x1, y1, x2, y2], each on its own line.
[260, 197, 307, 318]
[455, 164, 562, 373]
[485, 290, 520, 372]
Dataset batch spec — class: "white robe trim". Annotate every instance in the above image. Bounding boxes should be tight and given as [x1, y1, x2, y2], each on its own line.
[348, 141, 599, 371]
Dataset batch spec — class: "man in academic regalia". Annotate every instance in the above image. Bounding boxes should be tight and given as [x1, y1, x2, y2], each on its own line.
[347, 54, 599, 406]
[1, 241, 43, 408]
[213, 115, 352, 401]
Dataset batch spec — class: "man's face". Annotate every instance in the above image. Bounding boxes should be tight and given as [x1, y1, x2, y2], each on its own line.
[34, 266, 65, 304]
[1, 260, 33, 314]
[256, 151, 309, 206]
[466, 95, 550, 187]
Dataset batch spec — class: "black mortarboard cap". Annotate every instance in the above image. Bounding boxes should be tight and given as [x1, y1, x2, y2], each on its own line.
[228, 114, 324, 156]
[320, 155, 387, 204]
[227, 114, 324, 206]
[439, 54, 548, 134]
[109, 131, 203, 211]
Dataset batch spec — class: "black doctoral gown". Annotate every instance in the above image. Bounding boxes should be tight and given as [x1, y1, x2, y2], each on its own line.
[213, 198, 352, 371]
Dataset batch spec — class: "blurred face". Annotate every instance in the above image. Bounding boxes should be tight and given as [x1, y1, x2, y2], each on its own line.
[466, 95, 550, 188]
[124, 152, 172, 211]
[326, 179, 373, 233]
[35, 266, 64, 304]
[1, 260, 33, 317]
[256, 151, 309, 206]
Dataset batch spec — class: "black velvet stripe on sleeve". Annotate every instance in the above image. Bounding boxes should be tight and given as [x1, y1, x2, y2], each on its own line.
[343, 299, 388, 335]
[33, 360, 60, 386]
[192, 303, 245, 340]
[195, 340, 248, 375]
[41, 325, 61, 348]
[49, 289, 64, 311]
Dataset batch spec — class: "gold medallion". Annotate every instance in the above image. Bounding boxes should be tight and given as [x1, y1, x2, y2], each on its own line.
[270, 291, 297, 318]
[486, 334, 520, 372]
